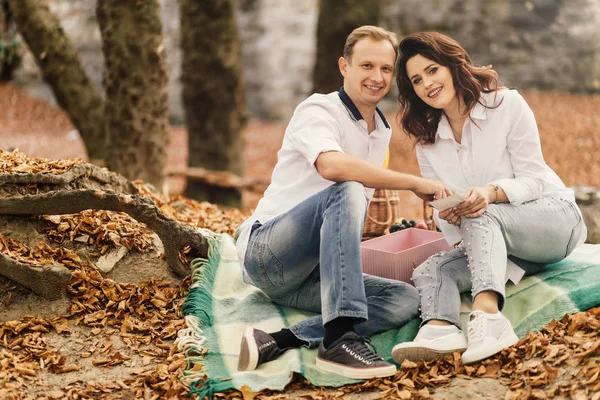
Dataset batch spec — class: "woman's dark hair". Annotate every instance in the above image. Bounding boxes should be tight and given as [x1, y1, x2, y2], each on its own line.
[396, 32, 502, 144]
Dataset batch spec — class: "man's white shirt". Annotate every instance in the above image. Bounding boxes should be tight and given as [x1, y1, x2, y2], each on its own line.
[236, 89, 392, 281]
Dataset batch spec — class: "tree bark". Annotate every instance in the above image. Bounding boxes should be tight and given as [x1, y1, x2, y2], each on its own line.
[96, 0, 169, 191]
[0, 1, 19, 81]
[0, 189, 207, 277]
[179, 0, 247, 208]
[7, 0, 107, 161]
[0, 159, 208, 298]
[0, 250, 71, 300]
[312, 0, 381, 94]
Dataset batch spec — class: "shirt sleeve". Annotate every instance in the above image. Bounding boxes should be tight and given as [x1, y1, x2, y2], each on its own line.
[417, 145, 462, 245]
[287, 101, 344, 166]
[489, 91, 546, 205]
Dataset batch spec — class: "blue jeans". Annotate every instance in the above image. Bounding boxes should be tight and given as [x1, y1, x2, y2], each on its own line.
[244, 181, 420, 348]
[413, 197, 587, 328]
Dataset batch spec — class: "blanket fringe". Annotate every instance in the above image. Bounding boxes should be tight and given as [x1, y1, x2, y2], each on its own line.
[182, 234, 222, 320]
[176, 315, 206, 353]
[189, 377, 234, 399]
[178, 232, 230, 395]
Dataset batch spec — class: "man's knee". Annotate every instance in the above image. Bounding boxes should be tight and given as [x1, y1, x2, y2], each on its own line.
[335, 181, 366, 197]
[330, 181, 368, 212]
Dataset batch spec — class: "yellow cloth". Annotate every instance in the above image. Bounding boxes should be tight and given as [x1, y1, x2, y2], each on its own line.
[383, 147, 390, 169]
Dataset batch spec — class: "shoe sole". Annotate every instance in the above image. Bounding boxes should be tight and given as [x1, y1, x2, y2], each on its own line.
[237, 327, 258, 371]
[315, 357, 396, 380]
[392, 345, 464, 364]
[461, 334, 519, 365]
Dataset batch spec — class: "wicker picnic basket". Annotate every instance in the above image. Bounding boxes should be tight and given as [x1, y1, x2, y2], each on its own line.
[362, 188, 401, 240]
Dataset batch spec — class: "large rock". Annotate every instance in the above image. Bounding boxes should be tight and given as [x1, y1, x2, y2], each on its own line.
[10, 0, 600, 123]
[574, 185, 600, 244]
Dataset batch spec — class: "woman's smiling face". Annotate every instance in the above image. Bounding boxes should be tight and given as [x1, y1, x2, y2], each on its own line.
[406, 54, 458, 112]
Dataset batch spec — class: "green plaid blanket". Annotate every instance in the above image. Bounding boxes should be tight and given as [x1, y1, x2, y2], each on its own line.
[176, 233, 600, 398]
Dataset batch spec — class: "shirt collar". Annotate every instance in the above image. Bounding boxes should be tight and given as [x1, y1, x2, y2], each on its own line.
[471, 98, 488, 120]
[338, 87, 391, 129]
[437, 96, 488, 140]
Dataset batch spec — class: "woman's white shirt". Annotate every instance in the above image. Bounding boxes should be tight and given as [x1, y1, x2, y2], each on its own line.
[417, 89, 576, 245]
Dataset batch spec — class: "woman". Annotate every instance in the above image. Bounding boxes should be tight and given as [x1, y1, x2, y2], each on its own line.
[391, 32, 587, 365]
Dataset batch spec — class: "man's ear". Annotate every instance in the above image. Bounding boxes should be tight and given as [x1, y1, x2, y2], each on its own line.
[338, 56, 347, 77]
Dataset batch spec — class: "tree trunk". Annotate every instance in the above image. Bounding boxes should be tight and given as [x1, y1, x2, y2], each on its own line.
[179, 0, 247, 208]
[96, 0, 168, 191]
[312, 0, 381, 94]
[0, 1, 19, 81]
[7, 0, 107, 161]
[0, 155, 209, 286]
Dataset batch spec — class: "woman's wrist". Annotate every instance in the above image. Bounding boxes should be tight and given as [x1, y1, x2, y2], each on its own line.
[488, 184, 499, 203]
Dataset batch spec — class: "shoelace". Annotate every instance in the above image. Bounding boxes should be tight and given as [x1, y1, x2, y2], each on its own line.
[347, 336, 384, 362]
[467, 312, 486, 344]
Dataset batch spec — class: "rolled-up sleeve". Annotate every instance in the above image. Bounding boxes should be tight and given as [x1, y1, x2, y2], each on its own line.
[417, 145, 462, 245]
[489, 92, 546, 205]
[287, 102, 344, 166]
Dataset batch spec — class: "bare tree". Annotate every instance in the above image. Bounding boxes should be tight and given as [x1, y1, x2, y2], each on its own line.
[312, 0, 381, 94]
[179, 0, 247, 207]
[96, 0, 169, 190]
[7, 0, 107, 161]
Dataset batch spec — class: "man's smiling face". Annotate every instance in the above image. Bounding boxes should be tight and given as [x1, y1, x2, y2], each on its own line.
[339, 37, 396, 111]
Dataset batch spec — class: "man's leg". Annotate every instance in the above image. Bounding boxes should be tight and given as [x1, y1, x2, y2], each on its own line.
[243, 181, 369, 315]
[240, 181, 369, 371]
[239, 182, 407, 377]
[284, 273, 419, 348]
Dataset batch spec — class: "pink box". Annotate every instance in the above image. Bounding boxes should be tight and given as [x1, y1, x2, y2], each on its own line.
[360, 228, 452, 283]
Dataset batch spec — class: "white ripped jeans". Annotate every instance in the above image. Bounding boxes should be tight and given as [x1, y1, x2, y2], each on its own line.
[412, 197, 587, 327]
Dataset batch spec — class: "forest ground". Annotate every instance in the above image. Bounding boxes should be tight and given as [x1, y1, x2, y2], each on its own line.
[0, 83, 599, 399]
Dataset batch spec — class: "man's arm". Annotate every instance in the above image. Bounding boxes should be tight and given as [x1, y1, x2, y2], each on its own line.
[315, 151, 453, 200]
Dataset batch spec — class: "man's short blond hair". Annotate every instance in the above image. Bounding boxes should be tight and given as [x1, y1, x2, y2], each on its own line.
[343, 25, 399, 63]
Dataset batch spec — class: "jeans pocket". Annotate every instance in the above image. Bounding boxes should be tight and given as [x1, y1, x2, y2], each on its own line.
[246, 241, 285, 290]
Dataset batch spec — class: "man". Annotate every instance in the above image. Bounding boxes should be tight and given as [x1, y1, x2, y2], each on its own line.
[236, 26, 452, 380]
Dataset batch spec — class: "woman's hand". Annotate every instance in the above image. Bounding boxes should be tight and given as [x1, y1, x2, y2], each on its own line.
[439, 207, 461, 226]
[454, 186, 494, 218]
[412, 177, 454, 202]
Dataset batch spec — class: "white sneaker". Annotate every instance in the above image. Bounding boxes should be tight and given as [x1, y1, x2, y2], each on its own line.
[461, 310, 519, 365]
[392, 324, 467, 363]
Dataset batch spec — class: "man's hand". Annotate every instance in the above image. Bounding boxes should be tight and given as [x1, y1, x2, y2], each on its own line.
[454, 186, 493, 218]
[412, 177, 454, 201]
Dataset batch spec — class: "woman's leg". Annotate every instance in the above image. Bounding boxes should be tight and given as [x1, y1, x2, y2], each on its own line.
[392, 247, 472, 362]
[393, 197, 585, 364]
[461, 198, 585, 364]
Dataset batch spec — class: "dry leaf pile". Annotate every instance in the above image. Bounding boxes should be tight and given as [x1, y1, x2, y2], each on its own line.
[0, 152, 251, 399]
[37, 180, 247, 258]
[136, 182, 247, 238]
[0, 254, 192, 398]
[41, 211, 156, 255]
[0, 233, 85, 268]
[0, 149, 83, 175]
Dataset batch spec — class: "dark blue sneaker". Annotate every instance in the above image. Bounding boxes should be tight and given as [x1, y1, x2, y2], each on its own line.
[237, 327, 286, 371]
[316, 331, 396, 379]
